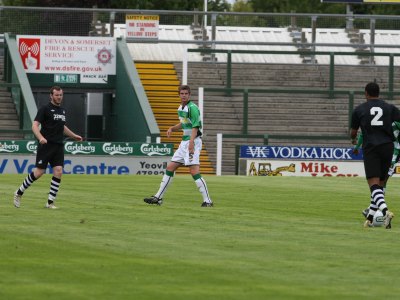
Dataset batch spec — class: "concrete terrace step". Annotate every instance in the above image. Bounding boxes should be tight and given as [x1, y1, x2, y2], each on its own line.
[0, 112, 18, 119]
[146, 91, 180, 97]
[208, 101, 348, 110]
[0, 120, 19, 126]
[136, 63, 175, 69]
[0, 91, 12, 97]
[206, 94, 349, 101]
[137, 69, 177, 75]
[139, 74, 178, 80]
[0, 134, 25, 140]
[142, 79, 180, 85]
[143, 85, 180, 91]
[247, 110, 349, 117]
[148, 96, 180, 101]
[208, 126, 347, 134]
[0, 103, 15, 109]
[149, 102, 180, 108]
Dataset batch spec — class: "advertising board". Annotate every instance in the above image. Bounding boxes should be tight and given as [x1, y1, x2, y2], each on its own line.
[0, 141, 173, 175]
[239, 145, 369, 177]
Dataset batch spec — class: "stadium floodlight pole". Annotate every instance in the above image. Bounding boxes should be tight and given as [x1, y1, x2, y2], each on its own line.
[370, 18, 376, 64]
[182, 50, 188, 85]
[198, 87, 204, 134]
[204, 0, 208, 29]
[346, 4, 354, 30]
[216, 133, 223, 176]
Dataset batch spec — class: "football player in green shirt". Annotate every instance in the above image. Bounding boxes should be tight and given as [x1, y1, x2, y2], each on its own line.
[144, 85, 213, 207]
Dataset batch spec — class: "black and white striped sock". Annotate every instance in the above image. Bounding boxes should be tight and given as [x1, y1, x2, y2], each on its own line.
[17, 172, 37, 195]
[371, 184, 387, 216]
[48, 176, 61, 204]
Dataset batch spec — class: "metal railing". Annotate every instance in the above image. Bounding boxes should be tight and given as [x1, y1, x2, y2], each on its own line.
[185, 49, 400, 98]
[204, 87, 400, 137]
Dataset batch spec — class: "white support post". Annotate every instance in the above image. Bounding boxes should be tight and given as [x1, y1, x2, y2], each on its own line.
[216, 133, 223, 176]
[198, 87, 204, 133]
[182, 50, 188, 85]
[204, 0, 208, 29]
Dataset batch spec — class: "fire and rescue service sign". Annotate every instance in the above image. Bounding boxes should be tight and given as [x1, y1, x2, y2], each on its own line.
[125, 15, 159, 39]
[16, 35, 116, 83]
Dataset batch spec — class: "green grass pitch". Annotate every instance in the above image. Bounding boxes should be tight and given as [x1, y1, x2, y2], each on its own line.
[1, 174, 399, 300]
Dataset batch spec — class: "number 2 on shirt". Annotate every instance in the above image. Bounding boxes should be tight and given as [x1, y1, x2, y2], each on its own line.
[370, 107, 383, 126]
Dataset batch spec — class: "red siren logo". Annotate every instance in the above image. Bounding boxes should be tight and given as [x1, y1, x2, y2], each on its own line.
[19, 38, 41, 70]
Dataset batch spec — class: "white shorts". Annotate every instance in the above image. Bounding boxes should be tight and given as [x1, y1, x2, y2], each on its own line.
[171, 137, 202, 166]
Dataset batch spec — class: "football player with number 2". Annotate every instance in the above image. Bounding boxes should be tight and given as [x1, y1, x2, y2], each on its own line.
[350, 82, 400, 229]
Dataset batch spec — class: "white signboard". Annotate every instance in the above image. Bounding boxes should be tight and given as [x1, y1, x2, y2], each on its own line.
[125, 15, 159, 39]
[245, 159, 365, 177]
[17, 35, 116, 79]
[80, 74, 109, 84]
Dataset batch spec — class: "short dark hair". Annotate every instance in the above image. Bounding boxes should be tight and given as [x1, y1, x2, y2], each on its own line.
[178, 85, 191, 94]
[365, 82, 380, 97]
[50, 86, 62, 95]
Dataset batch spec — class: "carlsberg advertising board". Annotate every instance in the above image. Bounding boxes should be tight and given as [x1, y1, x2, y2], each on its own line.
[0, 141, 173, 175]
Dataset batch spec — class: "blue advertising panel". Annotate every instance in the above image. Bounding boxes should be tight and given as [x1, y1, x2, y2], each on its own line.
[240, 145, 363, 161]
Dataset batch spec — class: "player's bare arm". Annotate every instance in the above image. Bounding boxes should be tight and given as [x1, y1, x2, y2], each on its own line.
[167, 123, 182, 138]
[350, 128, 358, 145]
[32, 120, 47, 144]
[189, 127, 199, 154]
[64, 125, 83, 141]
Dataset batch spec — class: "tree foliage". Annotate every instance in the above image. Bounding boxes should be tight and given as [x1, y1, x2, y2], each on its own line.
[4, 0, 400, 15]
[249, 0, 400, 15]
[231, 0, 253, 12]
[3, 0, 105, 7]
[3, 0, 230, 10]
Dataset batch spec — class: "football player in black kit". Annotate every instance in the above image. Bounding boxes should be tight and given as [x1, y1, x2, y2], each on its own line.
[350, 82, 400, 229]
[13, 86, 82, 209]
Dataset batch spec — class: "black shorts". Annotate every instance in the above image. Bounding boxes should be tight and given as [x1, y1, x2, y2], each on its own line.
[36, 143, 64, 169]
[363, 142, 394, 180]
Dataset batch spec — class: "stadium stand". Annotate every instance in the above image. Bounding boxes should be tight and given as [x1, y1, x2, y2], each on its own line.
[360, 29, 400, 66]
[212, 26, 302, 64]
[303, 28, 360, 65]
[116, 24, 400, 65]
[114, 24, 324, 63]
[171, 61, 400, 174]
[112, 24, 400, 174]
[0, 37, 22, 140]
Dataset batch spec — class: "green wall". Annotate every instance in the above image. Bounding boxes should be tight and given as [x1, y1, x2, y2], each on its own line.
[111, 38, 159, 142]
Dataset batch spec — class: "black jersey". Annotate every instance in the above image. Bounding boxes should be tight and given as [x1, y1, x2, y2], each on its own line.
[34, 102, 66, 144]
[351, 99, 400, 151]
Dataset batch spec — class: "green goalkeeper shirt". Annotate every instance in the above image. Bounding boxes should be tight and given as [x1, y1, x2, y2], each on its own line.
[177, 101, 202, 141]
